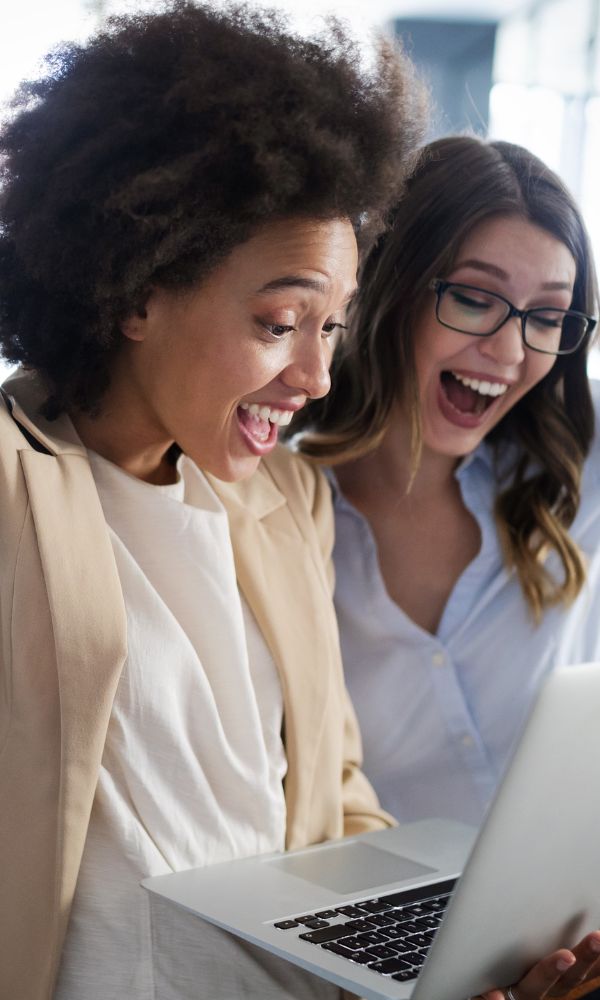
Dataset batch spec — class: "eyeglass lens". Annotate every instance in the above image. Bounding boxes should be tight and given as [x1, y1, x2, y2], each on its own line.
[438, 285, 587, 354]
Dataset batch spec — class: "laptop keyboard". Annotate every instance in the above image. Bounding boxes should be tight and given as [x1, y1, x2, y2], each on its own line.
[272, 877, 457, 983]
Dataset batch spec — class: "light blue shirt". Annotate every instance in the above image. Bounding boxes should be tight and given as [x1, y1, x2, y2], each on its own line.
[331, 380, 600, 827]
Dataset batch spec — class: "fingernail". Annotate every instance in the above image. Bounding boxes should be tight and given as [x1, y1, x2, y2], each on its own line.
[590, 936, 600, 954]
[557, 956, 575, 972]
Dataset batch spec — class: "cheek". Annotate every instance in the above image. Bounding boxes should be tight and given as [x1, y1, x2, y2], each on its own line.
[524, 353, 557, 391]
[414, 329, 458, 392]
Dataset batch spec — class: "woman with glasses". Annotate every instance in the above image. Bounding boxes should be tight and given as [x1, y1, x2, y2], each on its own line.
[293, 135, 600, 997]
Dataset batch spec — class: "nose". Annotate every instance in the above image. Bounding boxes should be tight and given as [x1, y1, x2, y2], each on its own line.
[281, 337, 331, 400]
[478, 314, 526, 367]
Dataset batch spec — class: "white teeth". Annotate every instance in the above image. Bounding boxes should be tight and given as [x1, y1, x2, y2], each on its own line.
[452, 372, 508, 397]
[239, 403, 295, 426]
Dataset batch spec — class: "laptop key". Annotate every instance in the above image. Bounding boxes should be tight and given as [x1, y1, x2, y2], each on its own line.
[315, 909, 337, 919]
[301, 918, 331, 930]
[322, 943, 372, 964]
[357, 898, 395, 913]
[392, 970, 417, 982]
[340, 935, 363, 949]
[274, 920, 299, 929]
[406, 933, 428, 948]
[425, 897, 451, 912]
[347, 952, 372, 965]
[348, 952, 372, 965]
[368, 913, 396, 928]
[335, 905, 365, 918]
[398, 920, 420, 933]
[390, 912, 416, 926]
[388, 923, 412, 939]
[299, 925, 354, 944]
[365, 945, 397, 960]
[345, 919, 376, 933]
[384, 879, 456, 909]
[356, 931, 391, 947]
[387, 940, 412, 955]
[369, 957, 414, 975]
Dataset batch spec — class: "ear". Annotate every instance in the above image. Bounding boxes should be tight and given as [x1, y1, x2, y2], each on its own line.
[120, 294, 150, 343]
[121, 315, 146, 342]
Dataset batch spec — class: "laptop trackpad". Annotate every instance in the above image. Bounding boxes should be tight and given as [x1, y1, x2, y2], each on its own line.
[266, 842, 437, 894]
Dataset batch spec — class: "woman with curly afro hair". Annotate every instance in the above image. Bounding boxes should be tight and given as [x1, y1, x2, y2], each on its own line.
[0, 3, 425, 997]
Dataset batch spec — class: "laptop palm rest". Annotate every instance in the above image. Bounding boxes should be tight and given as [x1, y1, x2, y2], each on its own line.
[266, 842, 436, 895]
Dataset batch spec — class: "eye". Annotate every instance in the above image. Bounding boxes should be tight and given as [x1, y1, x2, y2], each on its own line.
[261, 322, 297, 338]
[451, 289, 492, 311]
[528, 311, 563, 330]
[321, 321, 348, 336]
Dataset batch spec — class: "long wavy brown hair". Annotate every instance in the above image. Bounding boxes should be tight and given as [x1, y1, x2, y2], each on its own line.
[293, 136, 598, 618]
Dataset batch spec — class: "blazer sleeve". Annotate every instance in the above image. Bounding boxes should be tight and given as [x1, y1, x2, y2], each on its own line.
[310, 463, 396, 835]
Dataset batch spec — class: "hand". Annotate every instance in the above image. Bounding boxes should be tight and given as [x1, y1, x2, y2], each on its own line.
[472, 930, 600, 1000]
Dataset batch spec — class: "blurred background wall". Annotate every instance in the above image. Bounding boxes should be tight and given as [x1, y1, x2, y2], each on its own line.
[1, 0, 599, 379]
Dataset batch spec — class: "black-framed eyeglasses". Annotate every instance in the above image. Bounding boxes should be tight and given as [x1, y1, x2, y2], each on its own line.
[429, 279, 597, 357]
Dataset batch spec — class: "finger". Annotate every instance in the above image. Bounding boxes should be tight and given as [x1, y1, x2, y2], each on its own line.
[510, 949, 576, 998]
[547, 931, 600, 994]
[471, 932, 600, 1000]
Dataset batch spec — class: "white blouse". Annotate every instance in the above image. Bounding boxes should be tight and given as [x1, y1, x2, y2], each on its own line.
[332, 380, 600, 828]
[55, 452, 338, 1000]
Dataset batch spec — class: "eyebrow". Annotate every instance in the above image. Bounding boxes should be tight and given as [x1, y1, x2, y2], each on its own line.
[256, 275, 357, 304]
[454, 259, 573, 292]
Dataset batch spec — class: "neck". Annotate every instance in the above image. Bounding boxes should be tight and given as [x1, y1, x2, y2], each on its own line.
[70, 377, 177, 486]
[335, 405, 459, 508]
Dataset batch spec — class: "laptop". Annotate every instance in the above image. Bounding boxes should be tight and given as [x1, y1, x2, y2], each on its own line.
[143, 662, 600, 1000]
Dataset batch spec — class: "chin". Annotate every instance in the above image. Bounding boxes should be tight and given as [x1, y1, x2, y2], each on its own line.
[424, 429, 486, 460]
[204, 454, 262, 483]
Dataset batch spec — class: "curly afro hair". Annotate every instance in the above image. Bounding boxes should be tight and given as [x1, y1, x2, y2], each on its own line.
[0, 0, 425, 416]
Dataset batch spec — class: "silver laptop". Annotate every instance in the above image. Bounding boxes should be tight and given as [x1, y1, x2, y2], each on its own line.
[143, 662, 600, 1000]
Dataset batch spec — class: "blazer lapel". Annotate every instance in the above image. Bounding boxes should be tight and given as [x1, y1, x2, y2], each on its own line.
[19, 448, 127, 911]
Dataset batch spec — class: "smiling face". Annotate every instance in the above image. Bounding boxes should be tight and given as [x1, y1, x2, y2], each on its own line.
[411, 214, 577, 460]
[104, 217, 357, 482]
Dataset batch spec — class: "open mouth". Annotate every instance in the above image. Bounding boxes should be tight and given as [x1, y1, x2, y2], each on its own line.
[440, 371, 508, 416]
[237, 402, 294, 448]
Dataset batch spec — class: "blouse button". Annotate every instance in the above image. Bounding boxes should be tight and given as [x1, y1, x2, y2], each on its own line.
[431, 652, 445, 667]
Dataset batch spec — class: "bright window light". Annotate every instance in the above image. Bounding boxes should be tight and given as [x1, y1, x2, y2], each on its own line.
[489, 82, 564, 172]
[0, 0, 97, 106]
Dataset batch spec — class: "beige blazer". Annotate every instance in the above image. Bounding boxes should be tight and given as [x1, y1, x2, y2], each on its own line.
[0, 370, 391, 1000]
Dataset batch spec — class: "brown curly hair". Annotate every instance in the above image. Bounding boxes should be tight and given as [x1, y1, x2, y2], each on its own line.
[0, 0, 426, 417]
